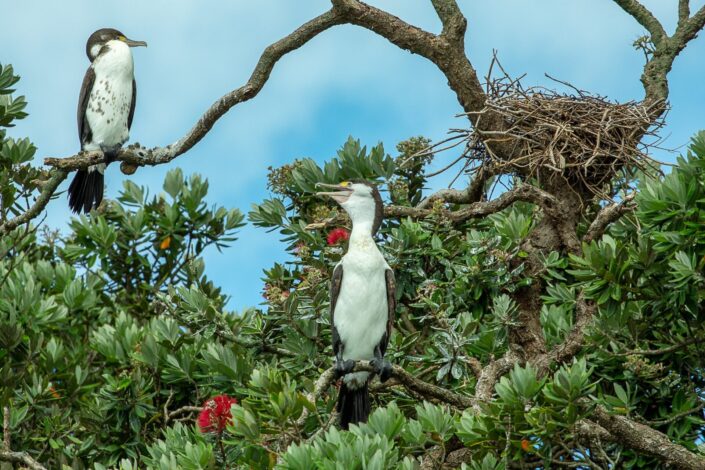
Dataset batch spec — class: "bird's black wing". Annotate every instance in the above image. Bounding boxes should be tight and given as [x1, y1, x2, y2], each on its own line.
[77, 66, 95, 146]
[380, 269, 396, 356]
[128, 79, 136, 130]
[330, 263, 344, 357]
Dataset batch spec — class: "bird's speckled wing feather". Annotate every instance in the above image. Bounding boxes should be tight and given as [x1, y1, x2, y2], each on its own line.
[77, 66, 95, 146]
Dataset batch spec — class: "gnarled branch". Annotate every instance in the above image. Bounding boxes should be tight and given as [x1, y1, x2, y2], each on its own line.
[674, 4, 705, 48]
[417, 165, 493, 209]
[0, 451, 47, 470]
[473, 350, 520, 412]
[612, 0, 667, 45]
[583, 193, 636, 243]
[0, 170, 67, 236]
[590, 405, 705, 470]
[330, 0, 486, 121]
[386, 183, 560, 222]
[430, 0, 467, 43]
[534, 293, 596, 374]
[678, 0, 691, 29]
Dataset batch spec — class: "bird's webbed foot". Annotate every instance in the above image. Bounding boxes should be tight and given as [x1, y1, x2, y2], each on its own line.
[370, 357, 393, 383]
[334, 359, 356, 378]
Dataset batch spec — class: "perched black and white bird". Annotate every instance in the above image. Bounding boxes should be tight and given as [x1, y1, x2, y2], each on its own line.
[68, 28, 146, 213]
[316, 181, 396, 429]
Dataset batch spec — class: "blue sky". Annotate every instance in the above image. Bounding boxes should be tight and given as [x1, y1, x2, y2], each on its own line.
[3, 0, 705, 310]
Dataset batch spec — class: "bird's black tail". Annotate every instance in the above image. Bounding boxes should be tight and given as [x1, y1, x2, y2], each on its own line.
[68, 167, 104, 214]
[337, 381, 370, 430]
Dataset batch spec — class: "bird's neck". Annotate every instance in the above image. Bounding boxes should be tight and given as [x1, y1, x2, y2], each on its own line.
[348, 218, 375, 248]
[94, 43, 134, 78]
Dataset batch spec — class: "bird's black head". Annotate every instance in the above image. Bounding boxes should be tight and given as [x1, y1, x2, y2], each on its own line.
[85, 28, 147, 61]
[315, 180, 384, 235]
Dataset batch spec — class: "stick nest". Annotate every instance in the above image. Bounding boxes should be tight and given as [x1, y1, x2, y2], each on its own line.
[460, 69, 665, 198]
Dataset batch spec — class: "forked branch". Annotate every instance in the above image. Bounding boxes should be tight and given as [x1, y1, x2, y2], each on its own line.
[614, 0, 705, 104]
[430, 0, 467, 42]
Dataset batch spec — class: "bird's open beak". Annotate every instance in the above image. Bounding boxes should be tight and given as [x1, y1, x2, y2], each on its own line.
[315, 182, 353, 204]
[124, 38, 147, 48]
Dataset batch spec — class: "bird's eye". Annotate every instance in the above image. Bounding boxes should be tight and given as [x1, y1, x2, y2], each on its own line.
[339, 181, 350, 187]
[118, 35, 126, 41]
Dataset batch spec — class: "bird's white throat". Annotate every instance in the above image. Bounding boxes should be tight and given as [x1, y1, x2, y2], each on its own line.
[93, 40, 134, 78]
[348, 220, 375, 247]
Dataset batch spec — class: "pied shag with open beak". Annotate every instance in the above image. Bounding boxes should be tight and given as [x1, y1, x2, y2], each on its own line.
[316, 180, 396, 429]
[68, 28, 147, 213]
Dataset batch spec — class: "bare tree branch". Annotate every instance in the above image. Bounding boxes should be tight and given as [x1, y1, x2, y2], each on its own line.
[534, 294, 596, 374]
[646, 401, 705, 426]
[2, 406, 9, 453]
[576, 419, 614, 444]
[417, 165, 493, 209]
[614, 0, 705, 105]
[168, 406, 202, 419]
[617, 337, 702, 357]
[0, 451, 47, 470]
[1, 413, 47, 470]
[590, 405, 705, 470]
[386, 183, 560, 222]
[583, 193, 636, 243]
[473, 350, 520, 412]
[430, 0, 467, 42]
[612, 0, 667, 45]
[678, 0, 691, 28]
[330, 0, 487, 120]
[420, 445, 446, 470]
[674, 4, 705, 50]
[0, 170, 67, 236]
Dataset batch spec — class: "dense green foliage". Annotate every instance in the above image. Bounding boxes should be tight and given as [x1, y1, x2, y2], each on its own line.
[1, 62, 705, 469]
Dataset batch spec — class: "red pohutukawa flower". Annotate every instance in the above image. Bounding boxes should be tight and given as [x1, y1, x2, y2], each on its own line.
[197, 394, 237, 434]
[327, 228, 350, 246]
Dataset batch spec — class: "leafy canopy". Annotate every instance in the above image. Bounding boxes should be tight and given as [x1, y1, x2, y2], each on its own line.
[2, 63, 705, 469]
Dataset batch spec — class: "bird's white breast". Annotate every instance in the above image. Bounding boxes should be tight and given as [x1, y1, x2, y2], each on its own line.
[84, 42, 134, 151]
[334, 241, 390, 387]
